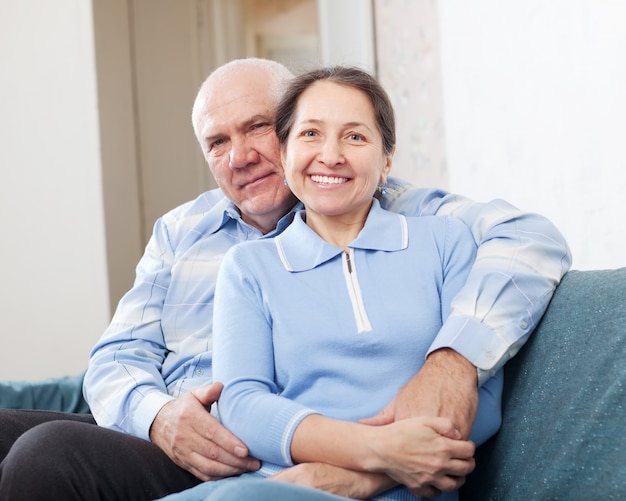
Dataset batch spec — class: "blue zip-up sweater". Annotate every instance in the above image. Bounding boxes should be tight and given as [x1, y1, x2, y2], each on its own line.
[213, 200, 503, 501]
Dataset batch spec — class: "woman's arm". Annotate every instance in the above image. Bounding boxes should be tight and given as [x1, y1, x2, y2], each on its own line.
[271, 463, 396, 500]
[291, 414, 475, 495]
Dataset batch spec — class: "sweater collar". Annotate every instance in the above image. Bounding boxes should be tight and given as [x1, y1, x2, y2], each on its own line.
[275, 199, 408, 272]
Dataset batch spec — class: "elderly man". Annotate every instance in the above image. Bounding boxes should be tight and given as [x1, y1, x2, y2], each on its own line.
[0, 58, 570, 501]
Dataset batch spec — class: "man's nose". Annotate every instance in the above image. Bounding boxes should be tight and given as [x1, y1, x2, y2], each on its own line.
[229, 137, 259, 169]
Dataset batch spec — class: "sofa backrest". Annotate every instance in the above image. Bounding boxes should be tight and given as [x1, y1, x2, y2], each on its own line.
[461, 268, 626, 500]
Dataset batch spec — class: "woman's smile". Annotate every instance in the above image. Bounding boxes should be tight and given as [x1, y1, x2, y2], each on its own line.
[310, 175, 349, 185]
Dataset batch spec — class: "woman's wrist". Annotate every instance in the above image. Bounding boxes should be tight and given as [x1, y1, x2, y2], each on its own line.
[354, 422, 389, 472]
[292, 415, 388, 472]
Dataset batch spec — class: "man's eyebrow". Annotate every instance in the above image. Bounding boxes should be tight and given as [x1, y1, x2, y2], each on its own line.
[203, 131, 224, 144]
[244, 114, 274, 127]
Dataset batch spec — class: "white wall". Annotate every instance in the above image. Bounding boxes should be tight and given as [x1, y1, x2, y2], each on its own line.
[0, 1, 110, 379]
[317, 0, 375, 72]
[438, 0, 626, 270]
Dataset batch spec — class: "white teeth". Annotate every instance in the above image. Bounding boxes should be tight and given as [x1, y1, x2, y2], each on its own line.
[311, 175, 348, 185]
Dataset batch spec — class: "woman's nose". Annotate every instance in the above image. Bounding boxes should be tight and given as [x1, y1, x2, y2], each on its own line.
[318, 139, 344, 167]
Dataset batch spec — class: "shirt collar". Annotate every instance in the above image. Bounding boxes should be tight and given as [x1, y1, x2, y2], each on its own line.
[206, 197, 304, 237]
[275, 199, 408, 272]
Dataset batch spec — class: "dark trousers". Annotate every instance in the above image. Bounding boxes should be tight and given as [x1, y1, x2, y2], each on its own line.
[0, 409, 201, 501]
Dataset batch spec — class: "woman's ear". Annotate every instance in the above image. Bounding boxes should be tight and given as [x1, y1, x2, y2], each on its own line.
[380, 146, 395, 184]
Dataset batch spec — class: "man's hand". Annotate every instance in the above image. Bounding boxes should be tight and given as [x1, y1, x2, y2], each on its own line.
[360, 348, 479, 439]
[149, 382, 260, 481]
[271, 463, 396, 499]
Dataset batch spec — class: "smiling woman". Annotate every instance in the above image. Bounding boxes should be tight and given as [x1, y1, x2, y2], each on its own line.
[281, 80, 391, 245]
[276, 67, 396, 247]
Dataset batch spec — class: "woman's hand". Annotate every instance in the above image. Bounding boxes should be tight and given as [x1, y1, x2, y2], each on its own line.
[291, 414, 474, 497]
[364, 416, 475, 497]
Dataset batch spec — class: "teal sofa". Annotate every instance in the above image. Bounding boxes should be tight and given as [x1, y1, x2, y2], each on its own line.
[2, 269, 624, 499]
[0, 372, 89, 414]
[461, 268, 626, 500]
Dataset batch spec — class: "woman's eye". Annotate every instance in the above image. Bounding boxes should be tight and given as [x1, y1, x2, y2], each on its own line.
[348, 133, 364, 141]
[303, 130, 317, 137]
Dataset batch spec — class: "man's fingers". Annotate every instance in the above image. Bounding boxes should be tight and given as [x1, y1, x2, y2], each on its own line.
[188, 450, 260, 482]
[151, 385, 260, 480]
[422, 470, 468, 495]
[191, 381, 224, 408]
[358, 405, 394, 426]
[424, 416, 464, 441]
[198, 415, 259, 465]
[189, 382, 251, 460]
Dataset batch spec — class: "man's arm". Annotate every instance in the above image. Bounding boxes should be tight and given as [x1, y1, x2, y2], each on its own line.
[361, 348, 479, 438]
[375, 179, 571, 435]
[83, 215, 179, 439]
[383, 179, 572, 379]
[83, 212, 257, 480]
[271, 463, 397, 500]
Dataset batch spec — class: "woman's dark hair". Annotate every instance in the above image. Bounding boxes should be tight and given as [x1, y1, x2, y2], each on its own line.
[275, 66, 396, 155]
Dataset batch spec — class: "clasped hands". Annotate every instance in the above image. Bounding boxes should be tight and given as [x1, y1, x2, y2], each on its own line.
[150, 348, 478, 499]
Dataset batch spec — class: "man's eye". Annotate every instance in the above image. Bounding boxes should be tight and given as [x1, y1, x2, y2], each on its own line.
[251, 122, 270, 131]
[208, 138, 225, 151]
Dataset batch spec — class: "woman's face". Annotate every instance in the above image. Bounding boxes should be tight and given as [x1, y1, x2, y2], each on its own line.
[282, 80, 393, 223]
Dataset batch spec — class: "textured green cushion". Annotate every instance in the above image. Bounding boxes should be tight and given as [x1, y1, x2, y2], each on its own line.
[461, 268, 626, 500]
[0, 372, 90, 414]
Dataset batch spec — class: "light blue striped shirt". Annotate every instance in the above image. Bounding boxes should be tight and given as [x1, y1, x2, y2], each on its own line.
[84, 176, 571, 440]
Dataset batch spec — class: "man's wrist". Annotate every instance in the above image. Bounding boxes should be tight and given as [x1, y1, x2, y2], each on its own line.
[426, 348, 478, 387]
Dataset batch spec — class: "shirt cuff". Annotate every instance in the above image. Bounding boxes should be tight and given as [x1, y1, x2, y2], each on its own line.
[132, 391, 176, 441]
[428, 316, 509, 386]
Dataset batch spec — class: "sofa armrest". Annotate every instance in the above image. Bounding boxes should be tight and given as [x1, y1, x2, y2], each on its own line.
[461, 268, 626, 499]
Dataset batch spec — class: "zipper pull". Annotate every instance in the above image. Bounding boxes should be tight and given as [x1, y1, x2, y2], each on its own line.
[345, 250, 352, 273]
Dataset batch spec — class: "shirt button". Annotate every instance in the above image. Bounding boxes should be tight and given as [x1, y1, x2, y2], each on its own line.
[195, 369, 204, 376]
[520, 320, 529, 329]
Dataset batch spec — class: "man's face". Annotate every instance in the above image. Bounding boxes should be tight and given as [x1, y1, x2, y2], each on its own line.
[195, 68, 297, 233]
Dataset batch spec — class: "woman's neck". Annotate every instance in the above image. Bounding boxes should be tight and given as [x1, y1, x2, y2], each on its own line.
[305, 203, 371, 249]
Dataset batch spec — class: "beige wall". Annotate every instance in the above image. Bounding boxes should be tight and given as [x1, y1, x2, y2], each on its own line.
[375, 0, 448, 188]
[0, 0, 370, 380]
[0, 0, 110, 379]
[3, 0, 624, 380]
